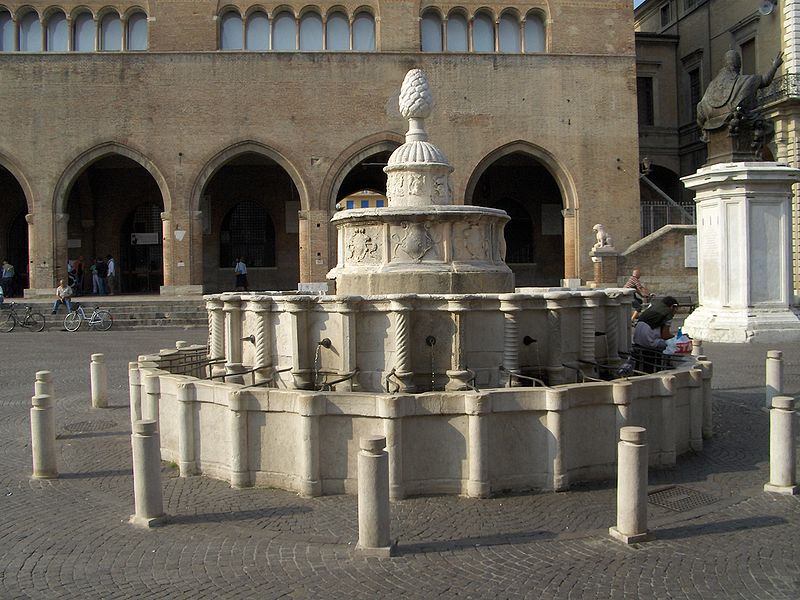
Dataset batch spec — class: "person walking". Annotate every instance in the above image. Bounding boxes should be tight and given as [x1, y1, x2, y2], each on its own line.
[234, 257, 248, 291]
[93, 257, 107, 295]
[51, 279, 74, 314]
[624, 268, 650, 323]
[1, 259, 14, 298]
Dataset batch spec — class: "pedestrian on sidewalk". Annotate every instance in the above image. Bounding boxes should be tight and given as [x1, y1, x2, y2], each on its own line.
[106, 254, 116, 295]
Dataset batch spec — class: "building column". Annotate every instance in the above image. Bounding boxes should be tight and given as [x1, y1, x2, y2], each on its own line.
[562, 208, 578, 281]
[160, 210, 203, 295]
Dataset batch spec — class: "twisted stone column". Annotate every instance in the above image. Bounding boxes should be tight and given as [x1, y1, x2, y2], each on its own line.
[390, 297, 415, 393]
[446, 296, 473, 391]
[251, 303, 273, 385]
[579, 293, 602, 366]
[206, 298, 225, 377]
[499, 294, 524, 387]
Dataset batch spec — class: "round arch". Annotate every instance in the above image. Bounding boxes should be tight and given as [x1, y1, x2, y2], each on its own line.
[190, 140, 308, 213]
[466, 141, 579, 284]
[465, 141, 577, 213]
[0, 151, 35, 213]
[53, 142, 171, 215]
[321, 133, 403, 209]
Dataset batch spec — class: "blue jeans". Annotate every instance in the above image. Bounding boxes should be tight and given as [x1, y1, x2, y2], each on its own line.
[52, 298, 73, 313]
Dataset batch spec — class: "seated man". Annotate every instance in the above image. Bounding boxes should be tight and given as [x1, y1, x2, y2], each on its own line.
[52, 279, 74, 314]
[632, 296, 679, 372]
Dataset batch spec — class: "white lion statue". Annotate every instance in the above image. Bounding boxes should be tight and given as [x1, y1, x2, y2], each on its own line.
[592, 224, 613, 250]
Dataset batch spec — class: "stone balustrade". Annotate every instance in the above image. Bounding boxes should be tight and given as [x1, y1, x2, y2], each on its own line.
[205, 288, 634, 393]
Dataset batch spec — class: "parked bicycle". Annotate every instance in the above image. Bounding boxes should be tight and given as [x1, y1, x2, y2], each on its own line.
[64, 304, 113, 332]
[0, 302, 46, 333]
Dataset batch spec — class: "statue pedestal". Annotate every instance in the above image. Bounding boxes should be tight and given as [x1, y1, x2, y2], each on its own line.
[682, 162, 800, 343]
[589, 247, 619, 288]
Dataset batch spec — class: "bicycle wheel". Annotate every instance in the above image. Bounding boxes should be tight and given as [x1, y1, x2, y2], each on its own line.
[26, 312, 46, 332]
[64, 312, 82, 332]
[95, 311, 113, 331]
[0, 312, 14, 333]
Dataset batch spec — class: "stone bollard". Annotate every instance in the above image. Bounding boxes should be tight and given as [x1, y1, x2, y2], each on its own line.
[129, 420, 166, 527]
[175, 341, 189, 349]
[691, 339, 703, 357]
[128, 362, 142, 425]
[609, 426, 653, 544]
[35, 370, 54, 398]
[766, 350, 783, 409]
[764, 396, 798, 495]
[30, 394, 58, 479]
[356, 435, 394, 557]
[142, 374, 160, 423]
[90, 353, 108, 408]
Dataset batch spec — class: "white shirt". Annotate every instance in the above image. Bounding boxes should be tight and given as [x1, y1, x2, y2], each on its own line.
[107, 258, 116, 276]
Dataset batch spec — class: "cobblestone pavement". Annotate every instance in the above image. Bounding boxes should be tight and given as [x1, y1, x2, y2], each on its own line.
[1, 329, 799, 599]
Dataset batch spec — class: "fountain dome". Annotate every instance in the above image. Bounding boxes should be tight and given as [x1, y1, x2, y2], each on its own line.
[328, 69, 514, 296]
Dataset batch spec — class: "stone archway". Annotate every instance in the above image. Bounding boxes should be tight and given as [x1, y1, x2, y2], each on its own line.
[467, 143, 577, 285]
[196, 150, 302, 292]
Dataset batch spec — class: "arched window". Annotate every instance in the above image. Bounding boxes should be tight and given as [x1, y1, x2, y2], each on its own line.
[100, 13, 122, 51]
[220, 201, 275, 268]
[420, 11, 442, 52]
[220, 11, 243, 50]
[299, 12, 322, 50]
[272, 11, 295, 50]
[20, 12, 42, 51]
[352, 12, 375, 51]
[326, 12, 349, 50]
[446, 12, 467, 52]
[524, 13, 545, 53]
[127, 12, 148, 50]
[498, 13, 520, 53]
[0, 11, 12, 51]
[47, 12, 69, 51]
[246, 11, 269, 50]
[472, 12, 494, 52]
[73, 13, 95, 52]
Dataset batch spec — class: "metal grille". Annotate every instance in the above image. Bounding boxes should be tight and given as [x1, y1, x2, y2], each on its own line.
[220, 200, 275, 267]
[648, 485, 719, 512]
[641, 199, 695, 237]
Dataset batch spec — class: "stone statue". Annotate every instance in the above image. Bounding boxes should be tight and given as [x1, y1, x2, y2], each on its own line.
[696, 50, 783, 163]
[592, 224, 613, 250]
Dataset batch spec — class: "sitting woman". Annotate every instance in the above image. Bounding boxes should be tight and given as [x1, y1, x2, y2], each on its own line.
[632, 296, 679, 371]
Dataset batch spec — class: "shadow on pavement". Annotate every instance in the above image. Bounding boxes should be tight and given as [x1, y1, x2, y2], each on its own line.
[168, 505, 312, 525]
[656, 515, 786, 540]
[398, 529, 557, 555]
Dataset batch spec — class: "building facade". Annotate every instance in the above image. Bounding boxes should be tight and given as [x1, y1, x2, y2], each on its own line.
[0, 1, 641, 296]
[634, 0, 799, 281]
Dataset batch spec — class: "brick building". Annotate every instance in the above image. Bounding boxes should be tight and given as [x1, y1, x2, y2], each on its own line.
[0, 1, 641, 296]
[634, 0, 799, 281]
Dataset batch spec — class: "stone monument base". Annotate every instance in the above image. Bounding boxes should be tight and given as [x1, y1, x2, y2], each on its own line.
[683, 305, 800, 343]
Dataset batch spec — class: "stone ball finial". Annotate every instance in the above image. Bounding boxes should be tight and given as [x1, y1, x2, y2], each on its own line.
[399, 69, 433, 120]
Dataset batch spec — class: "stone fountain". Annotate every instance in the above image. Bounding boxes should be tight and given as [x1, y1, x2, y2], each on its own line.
[136, 70, 713, 499]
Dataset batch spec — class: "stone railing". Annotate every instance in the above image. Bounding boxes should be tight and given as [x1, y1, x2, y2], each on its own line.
[201, 289, 636, 393]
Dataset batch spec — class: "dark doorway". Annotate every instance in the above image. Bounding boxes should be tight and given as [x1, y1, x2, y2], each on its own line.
[0, 166, 28, 296]
[471, 152, 564, 286]
[65, 154, 165, 294]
